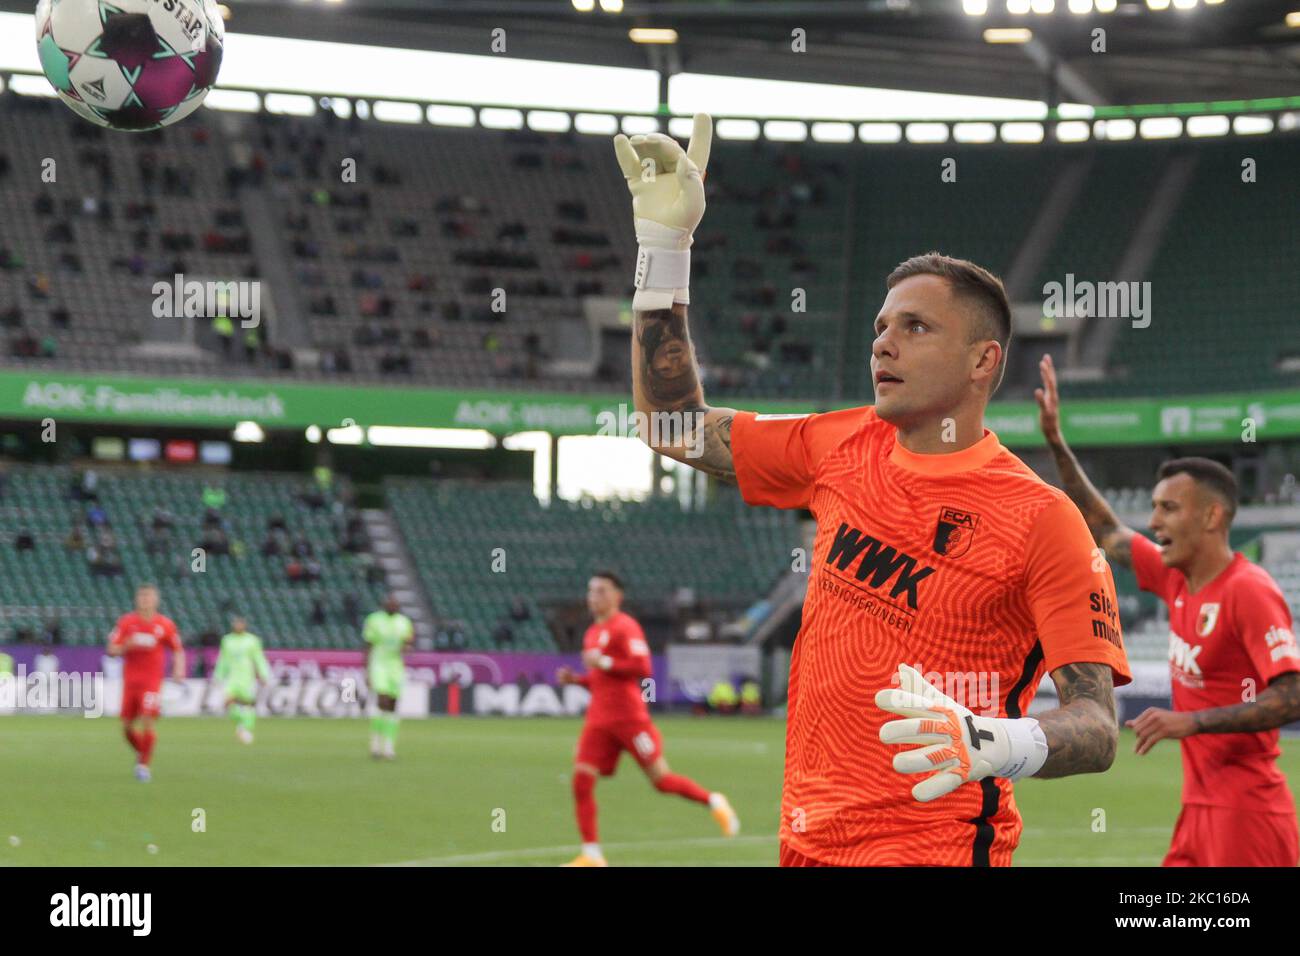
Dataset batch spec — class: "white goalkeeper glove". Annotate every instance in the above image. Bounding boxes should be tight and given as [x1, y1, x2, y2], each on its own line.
[875, 664, 1048, 803]
[612, 113, 712, 311]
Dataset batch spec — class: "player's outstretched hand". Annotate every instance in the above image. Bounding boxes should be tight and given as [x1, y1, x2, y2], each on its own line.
[612, 113, 712, 246]
[556, 666, 576, 686]
[1034, 353, 1063, 444]
[1126, 706, 1195, 756]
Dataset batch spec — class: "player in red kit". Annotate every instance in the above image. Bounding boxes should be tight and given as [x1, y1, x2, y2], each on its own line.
[105, 583, 186, 782]
[556, 571, 739, 866]
[1038, 355, 1300, 866]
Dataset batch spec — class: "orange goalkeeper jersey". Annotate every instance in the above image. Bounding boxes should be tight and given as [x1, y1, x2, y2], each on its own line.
[733, 407, 1131, 866]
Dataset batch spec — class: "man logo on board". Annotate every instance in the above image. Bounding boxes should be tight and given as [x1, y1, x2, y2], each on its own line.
[933, 507, 979, 558]
[1197, 603, 1221, 638]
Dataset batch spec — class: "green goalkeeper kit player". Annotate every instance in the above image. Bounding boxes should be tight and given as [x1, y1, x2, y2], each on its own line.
[365, 593, 414, 760]
[214, 617, 270, 744]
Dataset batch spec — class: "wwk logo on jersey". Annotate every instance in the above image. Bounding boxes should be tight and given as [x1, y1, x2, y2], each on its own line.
[1169, 632, 1204, 685]
[933, 506, 980, 558]
[825, 522, 935, 610]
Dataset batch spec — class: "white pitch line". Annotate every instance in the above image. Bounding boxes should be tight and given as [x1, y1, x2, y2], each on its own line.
[375, 833, 778, 867]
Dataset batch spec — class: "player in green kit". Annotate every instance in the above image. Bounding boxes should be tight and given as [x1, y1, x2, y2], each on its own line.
[365, 593, 414, 760]
[214, 617, 270, 745]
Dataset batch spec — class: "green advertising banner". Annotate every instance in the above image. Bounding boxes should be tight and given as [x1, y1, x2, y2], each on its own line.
[1, 370, 1298, 448]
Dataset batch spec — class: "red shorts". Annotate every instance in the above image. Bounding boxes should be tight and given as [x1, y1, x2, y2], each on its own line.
[779, 843, 831, 867]
[121, 683, 163, 722]
[576, 719, 662, 776]
[1163, 804, 1299, 867]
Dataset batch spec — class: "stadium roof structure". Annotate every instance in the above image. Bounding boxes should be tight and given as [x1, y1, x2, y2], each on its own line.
[2, 0, 1289, 108]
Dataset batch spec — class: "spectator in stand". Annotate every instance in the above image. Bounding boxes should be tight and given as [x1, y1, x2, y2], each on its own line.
[14, 529, 35, 552]
[65, 523, 86, 552]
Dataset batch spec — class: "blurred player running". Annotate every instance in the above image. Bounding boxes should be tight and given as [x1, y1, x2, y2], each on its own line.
[614, 114, 1131, 866]
[1036, 353, 1300, 866]
[365, 593, 413, 760]
[214, 616, 270, 744]
[557, 572, 738, 867]
[105, 583, 185, 782]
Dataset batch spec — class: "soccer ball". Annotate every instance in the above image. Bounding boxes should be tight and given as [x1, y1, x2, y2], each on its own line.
[35, 0, 225, 132]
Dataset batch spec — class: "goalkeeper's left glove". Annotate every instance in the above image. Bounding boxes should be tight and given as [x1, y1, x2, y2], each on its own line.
[612, 113, 712, 312]
[875, 664, 1048, 803]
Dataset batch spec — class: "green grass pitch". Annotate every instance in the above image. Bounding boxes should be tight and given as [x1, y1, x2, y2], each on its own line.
[3, 715, 1296, 866]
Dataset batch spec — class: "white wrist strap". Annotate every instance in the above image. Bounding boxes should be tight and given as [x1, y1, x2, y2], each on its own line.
[633, 218, 691, 311]
[997, 717, 1049, 780]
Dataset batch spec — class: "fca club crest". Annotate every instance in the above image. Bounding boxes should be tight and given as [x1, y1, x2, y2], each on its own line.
[1197, 603, 1221, 637]
[933, 506, 980, 558]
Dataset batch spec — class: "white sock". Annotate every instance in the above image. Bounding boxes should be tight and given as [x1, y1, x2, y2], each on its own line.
[582, 842, 603, 859]
[708, 792, 726, 810]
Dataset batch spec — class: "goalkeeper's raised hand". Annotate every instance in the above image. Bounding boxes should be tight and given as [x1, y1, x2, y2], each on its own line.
[613, 113, 713, 311]
[876, 664, 1048, 803]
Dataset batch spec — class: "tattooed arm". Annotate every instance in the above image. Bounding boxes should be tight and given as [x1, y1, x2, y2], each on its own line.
[1127, 673, 1300, 756]
[1034, 662, 1119, 778]
[1035, 354, 1135, 569]
[632, 303, 740, 483]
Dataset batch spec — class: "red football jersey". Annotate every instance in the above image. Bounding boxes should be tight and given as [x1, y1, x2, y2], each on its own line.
[1132, 533, 1300, 812]
[109, 612, 181, 688]
[581, 611, 652, 726]
[733, 407, 1132, 866]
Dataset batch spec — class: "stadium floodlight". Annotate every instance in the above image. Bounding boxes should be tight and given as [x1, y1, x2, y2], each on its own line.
[1068, 0, 1093, 13]
[1233, 115, 1274, 135]
[1030, 0, 1055, 13]
[527, 110, 572, 133]
[1095, 117, 1136, 140]
[571, 0, 595, 10]
[984, 27, 1033, 41]
[629, 28, 678, 43]
[232, 422, 265, 443]
[953, 122, 997, 142]
[479, 107, 525, 129]
[1007, 0, 1031, 12]
[1001, 121, 1044, 142]
[1171, 0, 1198, 10]
[368, 427, 496, 450]
[716, 118, 761, 140]
[811, 121, 856, 142]
[1287, 11, 1300, 27]
[427, 104, 475, 127]
[962, 0, 988, 14]
[1146, 0, 1171, 10]
[326, 423, 364, 445]
[1186, 114, 1230, 136]
[575, 112, 619, 134]
[1055, 120, 1091, 141]
[905, 122, 950, 143]
[1139, 117, 1182, 138]
[599, 0, 624, 11]
[859, 122, 903, 142]
[764, 120, 808, 142]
